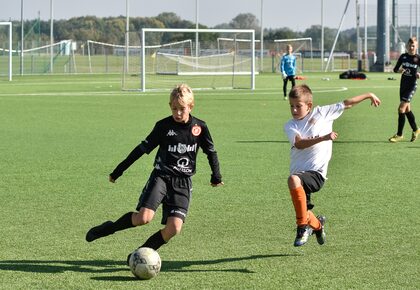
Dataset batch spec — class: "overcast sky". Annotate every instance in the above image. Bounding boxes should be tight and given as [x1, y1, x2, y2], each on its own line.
[1, 0, 418, 31]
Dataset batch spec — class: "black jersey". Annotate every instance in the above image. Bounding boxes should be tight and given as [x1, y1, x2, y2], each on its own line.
[110, 115, 222, 184]
[394, 53, 420, 84]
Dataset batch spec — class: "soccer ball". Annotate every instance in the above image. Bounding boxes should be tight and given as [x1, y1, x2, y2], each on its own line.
[128, 247, 161, 280]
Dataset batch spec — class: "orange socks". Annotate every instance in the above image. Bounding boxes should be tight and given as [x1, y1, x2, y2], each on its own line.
[289, 186, 321, 230]
[307, 209, 321, 230]
[290, 186, 307, 226]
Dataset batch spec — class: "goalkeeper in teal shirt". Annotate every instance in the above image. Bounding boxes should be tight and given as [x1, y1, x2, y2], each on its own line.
[280, 44, 297, 100]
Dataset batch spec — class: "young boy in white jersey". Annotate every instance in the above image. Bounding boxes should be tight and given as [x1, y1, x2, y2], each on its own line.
[284, 84, 381, 247]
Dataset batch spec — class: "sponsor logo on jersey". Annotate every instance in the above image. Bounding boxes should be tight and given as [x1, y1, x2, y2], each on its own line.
[403, 62, 418, 69]
[174, 157, 193, 174]
[168, 143, 197, 154]
[192, 125, 202, 136]
[167, 129, 177, 136]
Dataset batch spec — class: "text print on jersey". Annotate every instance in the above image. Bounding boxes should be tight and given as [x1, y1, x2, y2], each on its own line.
[168, 143, 197, 154]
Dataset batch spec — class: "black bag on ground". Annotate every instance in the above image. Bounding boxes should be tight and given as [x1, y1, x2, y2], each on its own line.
[339, 70, 366, 79]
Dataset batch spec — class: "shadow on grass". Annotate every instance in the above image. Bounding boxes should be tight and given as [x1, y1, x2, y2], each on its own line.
[0, 253, 299, 281]
[333, 140, 391, 144]
[161, 253, 297, 273]
[236, 140, 391, 144]
[0, 259, 125, 274]
[236, 140, 288, 144]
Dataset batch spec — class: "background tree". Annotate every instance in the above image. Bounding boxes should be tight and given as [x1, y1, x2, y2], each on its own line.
[229, 13, 259, 30]
[2, 11, 403, 56]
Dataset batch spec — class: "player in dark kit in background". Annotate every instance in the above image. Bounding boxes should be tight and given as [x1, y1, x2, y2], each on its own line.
[86, 84, 223, 262]
[389, 37, 420, 143]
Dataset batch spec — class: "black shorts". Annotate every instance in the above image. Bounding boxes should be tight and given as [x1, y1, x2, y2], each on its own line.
[294, 171, 325, 209]
[400, 82, 417, 102]
[136, 170, 192, 224]
[284, 75, 296, 83]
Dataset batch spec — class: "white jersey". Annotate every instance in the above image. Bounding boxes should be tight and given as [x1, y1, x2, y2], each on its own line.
[284, 102, 345, 179]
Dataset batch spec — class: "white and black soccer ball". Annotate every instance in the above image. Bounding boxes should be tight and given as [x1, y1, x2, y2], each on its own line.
[128, 247, 161, 280]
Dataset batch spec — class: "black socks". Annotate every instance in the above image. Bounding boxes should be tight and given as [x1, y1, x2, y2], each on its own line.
[397, 111, 419, 135]
[111, 212, 135, 233]
[95, 213, 168, 251]
[141, 230, 167, 250]
[397, 113, 405, 136]
[405, 111, 418, 131]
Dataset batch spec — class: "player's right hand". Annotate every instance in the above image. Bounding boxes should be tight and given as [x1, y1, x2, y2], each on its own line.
[282, 72, 287, 80]
[109, 176, 115, 183]
[370, 94, 381, 107]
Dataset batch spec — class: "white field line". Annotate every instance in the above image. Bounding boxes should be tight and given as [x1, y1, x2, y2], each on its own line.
[2, 84, 402, 97]
[0, 87, 350, 97]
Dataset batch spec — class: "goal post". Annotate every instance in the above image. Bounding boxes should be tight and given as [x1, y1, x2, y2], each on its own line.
[129, 28, 255, 92]
[0, 22, 12, 81]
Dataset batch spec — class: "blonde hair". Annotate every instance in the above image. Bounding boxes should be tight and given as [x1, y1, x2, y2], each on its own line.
[289, 84, 313, 103]
[407, 37, 418, 49]
[169, 84, 195, 108]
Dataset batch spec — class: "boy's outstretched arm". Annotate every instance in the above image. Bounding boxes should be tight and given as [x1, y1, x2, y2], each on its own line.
[343, 92, 381, 109]
[294, 132, 338, 149]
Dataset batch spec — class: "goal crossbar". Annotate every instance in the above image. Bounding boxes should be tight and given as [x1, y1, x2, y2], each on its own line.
[177, 72, 254, 76]
[274, 37, 313, 43]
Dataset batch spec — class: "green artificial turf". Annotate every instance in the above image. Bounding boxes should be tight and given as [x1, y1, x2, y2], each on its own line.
[0, 72, 418, 289]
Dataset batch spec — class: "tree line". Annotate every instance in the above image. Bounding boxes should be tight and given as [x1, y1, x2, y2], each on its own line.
[0, 12, 413, 52]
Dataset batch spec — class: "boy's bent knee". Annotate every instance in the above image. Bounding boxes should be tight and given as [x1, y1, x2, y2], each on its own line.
[132, 210, 155, 226]
[161, 217, 183, 240]
[288, 175, 302, 189]
[161, 226, 182, 241]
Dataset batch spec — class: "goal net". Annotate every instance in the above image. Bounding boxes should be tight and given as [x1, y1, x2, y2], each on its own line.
[0, 22, 12, 81]
[274, 38, 313, 73]
[123, 28, 255, 91]
[86, 40, 141, 74]
[216, 37, 261, 72]
[147, 40, 193, 74]
[17, 40, 76, 74]
[329, 52, 351, 71]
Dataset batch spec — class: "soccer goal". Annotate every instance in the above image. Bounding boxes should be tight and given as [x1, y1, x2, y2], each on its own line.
[149, 39, 194, 74]
[274, 37, 313, 73]
[87, 40, 148, 74]
[122, 28, 256, 91]
[19, 40, 76, 74]
[0, 22, 12, 81]
[329, 52, 352, 71]
[216, 37, 261, 72]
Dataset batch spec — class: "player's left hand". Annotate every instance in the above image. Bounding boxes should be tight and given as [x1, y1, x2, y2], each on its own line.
[326, 131, 338, 141]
